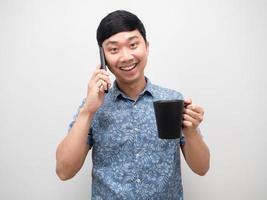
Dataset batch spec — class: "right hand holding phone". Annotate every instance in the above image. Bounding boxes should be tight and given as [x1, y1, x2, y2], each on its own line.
[83, 65, 111, 114]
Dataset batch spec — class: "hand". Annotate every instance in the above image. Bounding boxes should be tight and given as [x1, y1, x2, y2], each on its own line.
[83, 65, 111, 114]
[183, 98, 204, 135]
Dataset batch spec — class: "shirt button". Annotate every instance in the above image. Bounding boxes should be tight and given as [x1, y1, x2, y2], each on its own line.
[136, 179, 141, 183]
[136, 153, 140, 157]
[134, 128, 139, 132]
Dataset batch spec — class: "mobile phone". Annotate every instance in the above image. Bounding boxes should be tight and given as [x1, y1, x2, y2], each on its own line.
[99, 46, 108, 93]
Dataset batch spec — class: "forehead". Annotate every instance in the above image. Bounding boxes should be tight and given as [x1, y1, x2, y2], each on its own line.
[103, 30, 144, 46]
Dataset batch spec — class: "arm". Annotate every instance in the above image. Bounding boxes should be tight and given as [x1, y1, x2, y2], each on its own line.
[181, 99, 210, 176]
[56, 108, 93, 180]
[56, 66, 111, 180]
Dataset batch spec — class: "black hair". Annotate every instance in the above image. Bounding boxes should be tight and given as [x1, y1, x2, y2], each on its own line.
[96, 10, 147, 46]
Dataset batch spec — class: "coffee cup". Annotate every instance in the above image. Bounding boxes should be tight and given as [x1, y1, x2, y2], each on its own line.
[153, 99, 184, 139]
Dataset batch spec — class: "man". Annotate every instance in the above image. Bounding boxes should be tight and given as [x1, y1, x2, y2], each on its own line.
[56, 10, 210, 199]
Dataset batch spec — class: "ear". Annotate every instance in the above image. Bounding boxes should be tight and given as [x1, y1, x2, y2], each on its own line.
[146, 41, 149, 54]
[146, 41, 149, 48]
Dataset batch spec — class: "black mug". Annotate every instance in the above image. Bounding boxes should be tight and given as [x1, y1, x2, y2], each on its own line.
[153, 99, 184, 139]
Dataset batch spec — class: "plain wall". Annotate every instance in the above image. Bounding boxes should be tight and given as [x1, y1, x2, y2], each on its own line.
[1, 0, 266, 199]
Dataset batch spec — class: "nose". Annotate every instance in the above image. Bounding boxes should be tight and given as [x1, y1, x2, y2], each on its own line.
[119, 48, 134, 63]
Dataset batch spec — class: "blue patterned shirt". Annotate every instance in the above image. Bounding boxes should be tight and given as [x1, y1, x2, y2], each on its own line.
[69, 79, 185, 200]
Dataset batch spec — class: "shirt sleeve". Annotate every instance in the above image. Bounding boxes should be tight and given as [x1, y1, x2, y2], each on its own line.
[68, 99, 94, 147]
[68, 99, 86, 131]
[180, 135, 186, 146]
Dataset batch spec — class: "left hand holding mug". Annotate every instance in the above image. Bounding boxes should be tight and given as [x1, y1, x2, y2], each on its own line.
[183, 98, 204, 135]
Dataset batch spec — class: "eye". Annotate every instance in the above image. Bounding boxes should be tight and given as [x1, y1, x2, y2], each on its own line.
[130, 42, 138, 49]
[109, 47, 118, 54]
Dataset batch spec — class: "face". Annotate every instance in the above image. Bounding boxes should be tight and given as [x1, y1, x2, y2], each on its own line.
[102, 30, 149, 88]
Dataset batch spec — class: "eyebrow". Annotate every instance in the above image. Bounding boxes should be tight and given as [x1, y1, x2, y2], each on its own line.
[105, 36, 139, 46]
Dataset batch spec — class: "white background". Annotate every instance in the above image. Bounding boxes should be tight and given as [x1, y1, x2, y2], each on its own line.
[1, 0, 266, 199]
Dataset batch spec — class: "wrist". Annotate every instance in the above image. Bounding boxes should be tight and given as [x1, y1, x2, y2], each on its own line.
[183, 128, 201, 140]
[79, 106, 95, 119]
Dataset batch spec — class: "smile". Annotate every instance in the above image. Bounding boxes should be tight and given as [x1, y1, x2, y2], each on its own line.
[119, 63, 137, 71]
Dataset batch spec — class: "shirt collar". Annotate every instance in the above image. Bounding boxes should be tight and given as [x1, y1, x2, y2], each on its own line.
[111, 77, 155, 101]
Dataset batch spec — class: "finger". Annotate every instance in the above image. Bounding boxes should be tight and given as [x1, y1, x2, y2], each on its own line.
[187, 104, 204, 115]
[96, 79, 108, 88]
[184, 98, 192, 107]
[95, 73, 111, 85]
[93, 69, 109, 79]
[93, 66, 101, 74]
[184, 108, 203, 122]
[96, 64, 109, 71]
[95, 79, 103, 89]
[184, 98, 192, 104]
[96, 79, 108, 93]
[99, 69, 109, 76]
[93, 65, 109, 76]
[102, 80, 110, 91]
[182, 120, 193, 128]
[183, 114, 199, 127]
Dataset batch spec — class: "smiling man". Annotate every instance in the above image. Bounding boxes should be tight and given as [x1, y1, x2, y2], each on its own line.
[56, 10, 210, 200]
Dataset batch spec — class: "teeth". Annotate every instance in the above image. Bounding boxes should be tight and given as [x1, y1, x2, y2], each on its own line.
[119, 64, 136, 71]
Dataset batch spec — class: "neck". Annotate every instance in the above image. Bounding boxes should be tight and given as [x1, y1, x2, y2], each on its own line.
[116, 77, 146, 101]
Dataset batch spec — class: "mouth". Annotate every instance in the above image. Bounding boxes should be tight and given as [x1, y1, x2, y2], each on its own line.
[119, 63, 137, 71]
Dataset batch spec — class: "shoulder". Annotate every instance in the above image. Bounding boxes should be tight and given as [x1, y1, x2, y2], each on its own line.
[150, 83, 184, 100]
